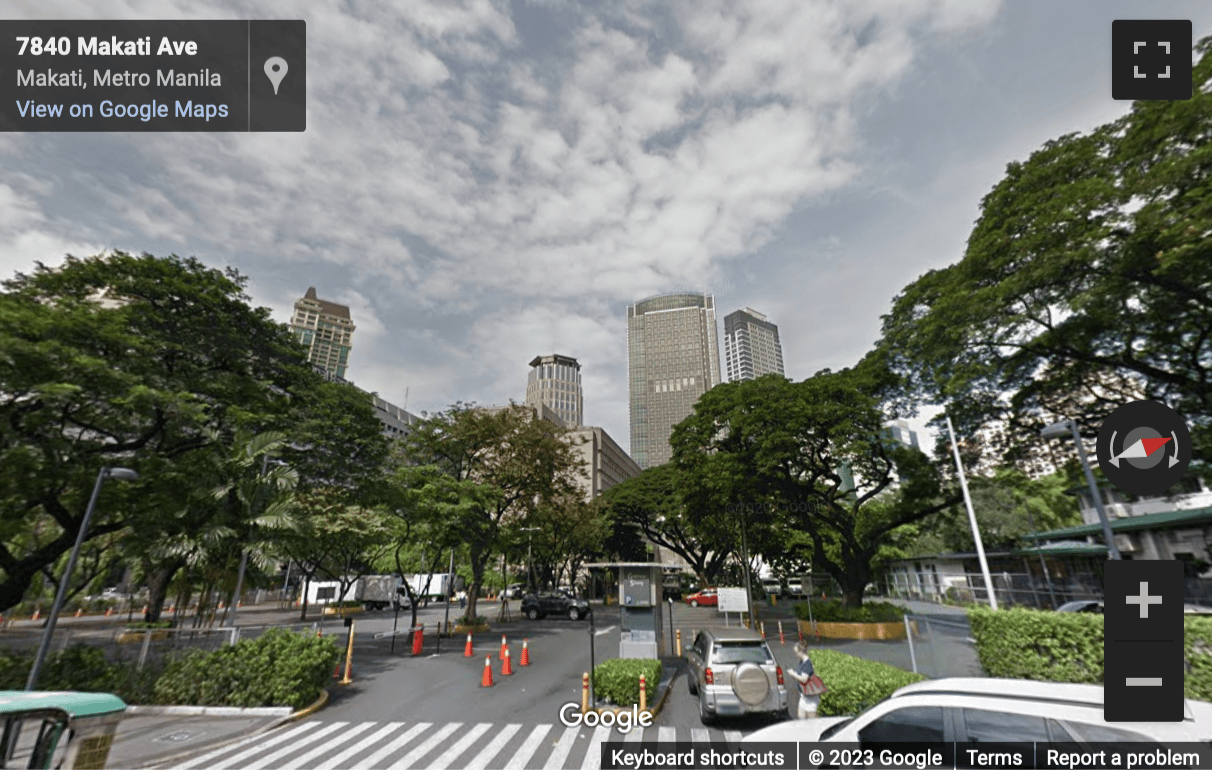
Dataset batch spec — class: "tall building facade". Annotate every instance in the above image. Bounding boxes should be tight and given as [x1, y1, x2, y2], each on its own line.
[627, 293, 722, 469]
[723, 308, 785, 382]
[526, 354, 583, 429]
[290, 287, 355, 379]
[883, 420, 921, 450]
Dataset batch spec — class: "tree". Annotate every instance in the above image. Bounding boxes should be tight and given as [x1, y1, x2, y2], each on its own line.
[403, 404, 584, 622]
[603, 464, 734, 585]
[879, 37, 1212, 466]
[672, 368, 960, 606]
[0, 252, 324, 613]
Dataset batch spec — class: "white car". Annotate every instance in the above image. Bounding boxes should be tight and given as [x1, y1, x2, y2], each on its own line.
[742, 678, 1212, 744]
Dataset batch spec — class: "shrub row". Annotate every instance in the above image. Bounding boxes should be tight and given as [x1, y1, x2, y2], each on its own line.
[809, 649, 927, 717]
[967, 607, 1212, 700]
[793, 600, 905, 623]
[0, 646, 159, 704]
[593, 658, 662, 707]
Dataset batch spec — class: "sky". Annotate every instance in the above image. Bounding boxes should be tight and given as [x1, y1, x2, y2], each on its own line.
[3, 0, 1210, 459]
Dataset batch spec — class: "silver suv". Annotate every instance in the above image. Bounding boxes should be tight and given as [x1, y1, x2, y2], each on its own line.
[685, 628, 788, 725]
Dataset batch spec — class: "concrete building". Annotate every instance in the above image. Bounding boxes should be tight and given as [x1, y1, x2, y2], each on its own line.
[883, 420, 921, 450]
[290, 287, 355, 379]
[723, 308, 785, 382]
[526, 354, 583, 429]
[314, 366, 421, 440]
[566, 426, 642, 501]
[627, 293, 723, 469]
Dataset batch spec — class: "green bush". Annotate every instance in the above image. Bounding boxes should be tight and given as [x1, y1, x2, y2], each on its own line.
[123, 621, 175, 629]
[456, 615, 488, 626]
[809, 649, 927, 717]
[794, 600, 905, 623]
[0, 646, 158, 704]
[153, 628, 339, 709]
[593, 658, 662, 707]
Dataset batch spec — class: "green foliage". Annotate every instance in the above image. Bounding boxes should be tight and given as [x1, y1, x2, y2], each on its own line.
[593, 658, 662, 707]
[808, 649, 927, 717]
[152, 628, 339, 709]
[123, 621, 174, 629]
[0, 646, 159, 704]
[794, 600, 905, 623]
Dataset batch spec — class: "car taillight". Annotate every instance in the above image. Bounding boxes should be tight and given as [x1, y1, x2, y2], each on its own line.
[776, 666, 784, 686]
[704, 668, 714, 685]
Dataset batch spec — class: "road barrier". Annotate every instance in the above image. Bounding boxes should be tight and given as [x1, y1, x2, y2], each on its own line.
[676, 629, 682, 657]
[639, 673, 647, 712]
[464, 633, 474, 657]
[581, 673, 589, 713]
[499, 634, 507, 660]
[778, 621, 785, 645]
[411, 625, 424, 656]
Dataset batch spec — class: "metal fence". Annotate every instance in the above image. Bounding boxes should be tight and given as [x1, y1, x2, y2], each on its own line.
[901, 612, 983, 679]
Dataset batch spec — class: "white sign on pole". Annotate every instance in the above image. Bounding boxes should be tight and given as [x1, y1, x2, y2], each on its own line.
[717, 588, 748, 613]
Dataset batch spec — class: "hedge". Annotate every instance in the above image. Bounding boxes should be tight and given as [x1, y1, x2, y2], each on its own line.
[967, 607, 1212, 700]
[808, 649, 927, 717]
[793, 600, 905, 623]
[0, 646, 159, 704]
[593, 658, 662, 707]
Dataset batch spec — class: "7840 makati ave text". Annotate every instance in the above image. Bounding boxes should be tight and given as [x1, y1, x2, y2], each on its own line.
[598, 743, 1212, 770]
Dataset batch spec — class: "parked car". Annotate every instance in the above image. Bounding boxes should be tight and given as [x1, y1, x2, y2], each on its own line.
[520, 589, 589, 620]
[786, 580, 804, 598]
[1056, 600, 1103, 613]
[685, 628, 788, 725]
[761, 579, 782, 596]
[741, 677, 1212, 744]
[505, 583, 527, 599]
[685, 587, 719, 607]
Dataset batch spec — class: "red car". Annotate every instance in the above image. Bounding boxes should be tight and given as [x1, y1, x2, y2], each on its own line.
[684, 587, 718, 607]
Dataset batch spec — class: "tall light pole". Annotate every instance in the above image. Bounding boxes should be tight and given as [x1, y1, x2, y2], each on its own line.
[27, 467, 139, 691]
[1041, 419, 1121, 560]
[520, 527, 539, 589]
[229, 456, 288, 627]
[946, 416, 997, 610]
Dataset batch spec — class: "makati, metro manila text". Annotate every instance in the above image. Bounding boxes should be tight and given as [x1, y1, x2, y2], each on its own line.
[16, 69, 222, 89]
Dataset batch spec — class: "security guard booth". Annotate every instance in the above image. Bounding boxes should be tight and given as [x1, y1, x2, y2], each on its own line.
[588, 562, 665, 659]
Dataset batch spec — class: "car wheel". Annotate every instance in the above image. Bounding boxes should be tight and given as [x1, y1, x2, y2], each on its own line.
[568, 607, 582, 621]
[527, 608, 540, 620]
[698, 694, 714, 726]
[687, 673, 698, 696]
[690, 600, 699, 608]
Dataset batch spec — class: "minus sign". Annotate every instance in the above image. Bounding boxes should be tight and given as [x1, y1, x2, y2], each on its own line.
[1126, 678, 1164, 686]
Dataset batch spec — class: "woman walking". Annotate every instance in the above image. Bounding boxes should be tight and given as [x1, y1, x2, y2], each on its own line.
[786, 642, 825, 718]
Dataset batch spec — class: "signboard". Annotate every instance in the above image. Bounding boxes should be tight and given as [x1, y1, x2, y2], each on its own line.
[717, 587, 748, 613]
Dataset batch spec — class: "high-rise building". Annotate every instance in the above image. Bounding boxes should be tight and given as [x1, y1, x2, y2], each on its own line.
[627, 293, 723, 469]
[290, 287, 355, 379]
[883, 419, 921, 450]
[526, 354, 583, 429]
[723, 308, 785, 382]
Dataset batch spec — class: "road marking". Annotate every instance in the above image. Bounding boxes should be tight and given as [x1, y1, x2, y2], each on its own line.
[503, 724, 551, 770]
[594, 626, 616, 636]
[581, 725, 613, 770]
[347, 723, 431, 770]
[268, 721, 374, 768]
[424, 722, 491, 769]
[172, 722, 313, 769]
[724, 730, 743, 743]
[387, 722, 461, 769]
[233, 721, 348, 770]
[542, 726, 580, 770]
[691, 729, 710, 742]
[623, 727, 643, 743]
[312, 722, 405, 770]
[462, 723, 521, 770]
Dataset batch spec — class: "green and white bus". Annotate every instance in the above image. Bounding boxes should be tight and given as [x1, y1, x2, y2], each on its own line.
[0, 691, 126, 769]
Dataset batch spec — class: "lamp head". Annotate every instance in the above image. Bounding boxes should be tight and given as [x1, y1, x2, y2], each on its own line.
[106, 468, 139, 481]
[1040, 421, 1073, 439]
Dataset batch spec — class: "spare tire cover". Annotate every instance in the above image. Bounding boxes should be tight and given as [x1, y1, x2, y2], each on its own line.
[732, 663, 770, 705]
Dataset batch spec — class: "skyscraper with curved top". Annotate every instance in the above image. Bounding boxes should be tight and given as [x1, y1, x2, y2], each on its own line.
[627, 293, 722, 469]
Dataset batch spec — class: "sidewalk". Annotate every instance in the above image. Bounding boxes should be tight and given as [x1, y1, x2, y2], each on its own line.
[110, 709, 291, 769]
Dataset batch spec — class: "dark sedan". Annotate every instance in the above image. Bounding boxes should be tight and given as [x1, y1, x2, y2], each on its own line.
[521, 589, 589, 620]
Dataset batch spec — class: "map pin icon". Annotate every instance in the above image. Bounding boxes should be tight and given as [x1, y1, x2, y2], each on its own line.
[264, 57, 288, 95]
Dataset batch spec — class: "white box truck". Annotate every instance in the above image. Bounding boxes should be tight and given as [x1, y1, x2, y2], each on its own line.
[405, 573, 453, 600]
[356, 575, 403, 611]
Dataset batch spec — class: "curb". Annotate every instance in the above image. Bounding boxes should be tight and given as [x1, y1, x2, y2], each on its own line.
[130, 688, 328, 769]
[126, 705, 292, 717]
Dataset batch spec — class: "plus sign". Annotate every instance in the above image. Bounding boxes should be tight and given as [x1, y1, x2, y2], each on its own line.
[1126, 581, 1163, 619]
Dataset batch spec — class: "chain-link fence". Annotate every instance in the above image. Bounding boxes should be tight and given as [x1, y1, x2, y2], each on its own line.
[901, 612, 983, 679]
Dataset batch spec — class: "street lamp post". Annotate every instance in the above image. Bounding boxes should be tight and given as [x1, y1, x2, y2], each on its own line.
[520, 527, 539, 590]
[26, 467, 139, 691]
[1041, 419, 1121, 560]
[230, 456, 287, 627]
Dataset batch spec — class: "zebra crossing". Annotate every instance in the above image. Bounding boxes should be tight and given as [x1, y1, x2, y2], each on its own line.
[157, 719, 749, 770]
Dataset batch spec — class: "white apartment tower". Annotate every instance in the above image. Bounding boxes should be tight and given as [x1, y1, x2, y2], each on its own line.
[290, 287, 355, 379]
[723, 308, 785, 382]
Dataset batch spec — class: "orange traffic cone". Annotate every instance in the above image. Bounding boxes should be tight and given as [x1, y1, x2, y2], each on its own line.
[333, 664, 341, 680]
[520, 639, 530, 667]
[778, 621, 785, 645]
[31, 609, 39, 621]
[464, 633, 474, 657]
[481, 655, 494, 687]
[499, 634, 507, 660]
[502, 646, 513, 676]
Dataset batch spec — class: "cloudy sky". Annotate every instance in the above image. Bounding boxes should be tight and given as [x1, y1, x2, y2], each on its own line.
[4, 0, 1210, 458]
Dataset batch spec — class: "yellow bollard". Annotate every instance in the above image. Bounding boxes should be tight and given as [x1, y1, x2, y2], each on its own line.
[639, 673, 647, 712]
[772, 594, 777, 606]
[676, 628, 683, 657]
[582, 672, 590, 714]
[340, 620, 356, 685]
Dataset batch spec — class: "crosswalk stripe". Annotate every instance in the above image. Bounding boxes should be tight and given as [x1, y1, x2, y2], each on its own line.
[581, 725, 612, 770]
[658, 726, 676, 743]
[241, 722, 349, 770]
[691, 729, 710, 742]
[542, 726, 580, 770]
[172, 722, 314, 769]
[423, 722, 492, 769]
[503, 724, 551, 770]
[724, 730, 743, 743]
[313, 722, 405, 770]
[231, 722, 349, 770]
[347, 723, 431, 770]
[387, 722, 461, 769]
[271, 721, 374, 769]
[462, 723, 521, 770]
[623, 728, 643, 743]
